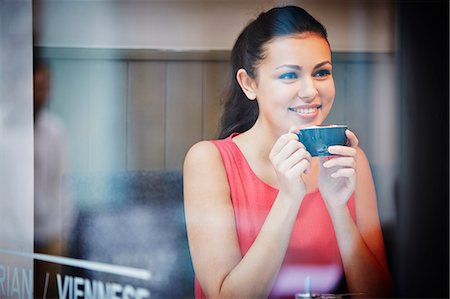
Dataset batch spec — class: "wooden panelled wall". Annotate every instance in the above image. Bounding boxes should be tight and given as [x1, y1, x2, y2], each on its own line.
[42, 49, 229, 172]
[40, 48, 396, 176]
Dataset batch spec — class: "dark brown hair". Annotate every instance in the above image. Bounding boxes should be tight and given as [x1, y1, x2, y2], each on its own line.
[218, 6, 328, 139]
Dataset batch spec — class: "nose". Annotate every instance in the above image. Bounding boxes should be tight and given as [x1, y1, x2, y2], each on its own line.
[297, 77, 318, 102]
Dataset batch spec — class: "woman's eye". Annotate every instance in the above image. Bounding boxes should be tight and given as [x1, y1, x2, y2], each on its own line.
[278, 72, 298, 80]
[314, 69, 331, 78]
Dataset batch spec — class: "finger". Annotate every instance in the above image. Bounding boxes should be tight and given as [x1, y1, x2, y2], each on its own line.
[273, 140, 305, 166]
[270, 133, 299, 158]
[280, 147, 311, 171]
[322, 156, 355, 169]
[288, 126, 300, 134]
[327, 145, 357, 157]
[304, 151, 312, 174]
[289, 147, 312, 163]
[287, 158, 310, 178]
[345, 129, 359, 148]
[318, 156, 328, 164]
[331, 168, 355, 178]
[305, 162, 311, 174]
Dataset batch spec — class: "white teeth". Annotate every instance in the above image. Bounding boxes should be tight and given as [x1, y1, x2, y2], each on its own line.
[295, 108, 316, 114]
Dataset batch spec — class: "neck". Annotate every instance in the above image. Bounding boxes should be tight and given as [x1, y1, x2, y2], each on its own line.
[239, 119, 284, 162]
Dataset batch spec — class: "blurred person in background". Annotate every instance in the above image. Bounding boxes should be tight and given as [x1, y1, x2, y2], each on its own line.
[33, 60, 74, 298]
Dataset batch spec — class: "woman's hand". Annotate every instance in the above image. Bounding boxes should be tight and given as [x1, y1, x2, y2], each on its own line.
[318, 129, 359, 209]
[269, 128, 311, 202]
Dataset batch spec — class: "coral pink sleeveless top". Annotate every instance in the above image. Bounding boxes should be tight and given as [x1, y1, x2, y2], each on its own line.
[194, 134, 356, 298]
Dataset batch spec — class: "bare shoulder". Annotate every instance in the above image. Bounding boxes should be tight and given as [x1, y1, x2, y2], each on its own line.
[184, 140, 229, 199]
[184, 140, 224, 173]
[185, 140, 221, 162]
[184, 141, 241, 296]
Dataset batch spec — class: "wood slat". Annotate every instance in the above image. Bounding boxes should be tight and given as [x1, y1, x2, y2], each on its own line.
[165, 62, 203, 169]
[88, 61, 127, 171]
[48, 60, 90, 172]
[127, 61, 166, 170]
[202, 62, 229, 140]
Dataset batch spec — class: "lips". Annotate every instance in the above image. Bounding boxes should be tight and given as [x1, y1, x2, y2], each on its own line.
[288, 104, 322, 119]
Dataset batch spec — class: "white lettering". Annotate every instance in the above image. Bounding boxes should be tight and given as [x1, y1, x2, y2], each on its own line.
[122, 285, 135, 299]
[110, 283, 122, 299]
[10, 267, 21, 298]
[55, 274, 151, 299]
[0, 264, 5, 296]
[21, 268, 32, 299]
[6, 266, 10, 296]
[135, 288, 150, 299]
[57, 273, 71, 299]
[0, 264, 32, 299]
[84, 278, 95, 299]
[96, 280, 106, 299]
[74, 276, 84, 299]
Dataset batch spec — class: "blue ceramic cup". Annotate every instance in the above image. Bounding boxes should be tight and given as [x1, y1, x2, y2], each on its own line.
[297, 125, 348, 157]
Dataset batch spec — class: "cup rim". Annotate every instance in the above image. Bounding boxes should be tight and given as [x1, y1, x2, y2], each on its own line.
[299, 124, 348, 131]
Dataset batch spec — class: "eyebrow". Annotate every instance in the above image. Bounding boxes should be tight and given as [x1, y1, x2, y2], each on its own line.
[275, 61, 332, 70]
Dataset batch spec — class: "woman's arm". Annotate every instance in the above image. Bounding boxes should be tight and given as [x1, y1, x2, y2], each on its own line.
[184, 134, 309, 298]
[331, 147, 393, 297]
[318, 130, 393, 297]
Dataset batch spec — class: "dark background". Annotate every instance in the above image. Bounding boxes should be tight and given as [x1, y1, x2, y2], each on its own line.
[395, 0, 449, 298]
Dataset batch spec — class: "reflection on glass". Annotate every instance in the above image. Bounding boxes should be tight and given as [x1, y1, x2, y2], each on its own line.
[29, 1, 399, 299]
[33, 60, 76, 299]
[0, 1, 34, 299]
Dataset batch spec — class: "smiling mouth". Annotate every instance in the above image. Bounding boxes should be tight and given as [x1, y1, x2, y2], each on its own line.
[288, 105, 322, 114]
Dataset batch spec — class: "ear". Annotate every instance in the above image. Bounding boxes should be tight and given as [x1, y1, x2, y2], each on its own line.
[236, 68, 257, 100]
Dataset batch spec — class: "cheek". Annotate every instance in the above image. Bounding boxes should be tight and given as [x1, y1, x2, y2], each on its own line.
[322, 101, 334, 117]
[320, 81, 335, 104]
[319, 83, 335, 117]
[257, 86, 288, 107]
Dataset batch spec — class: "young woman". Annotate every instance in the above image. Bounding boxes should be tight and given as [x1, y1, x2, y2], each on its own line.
[184, 6, 393, 299]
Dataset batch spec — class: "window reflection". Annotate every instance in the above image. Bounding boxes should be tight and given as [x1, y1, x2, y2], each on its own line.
[0, 2, 34, 299]
[34, 60, 76, 299]
[28, 1, 404, 299]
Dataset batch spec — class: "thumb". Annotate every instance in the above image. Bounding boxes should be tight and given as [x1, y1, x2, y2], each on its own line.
[288, 126, 300, 134]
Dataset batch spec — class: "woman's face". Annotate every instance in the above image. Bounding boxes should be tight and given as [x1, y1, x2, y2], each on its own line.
[252, 33, 335, 135]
